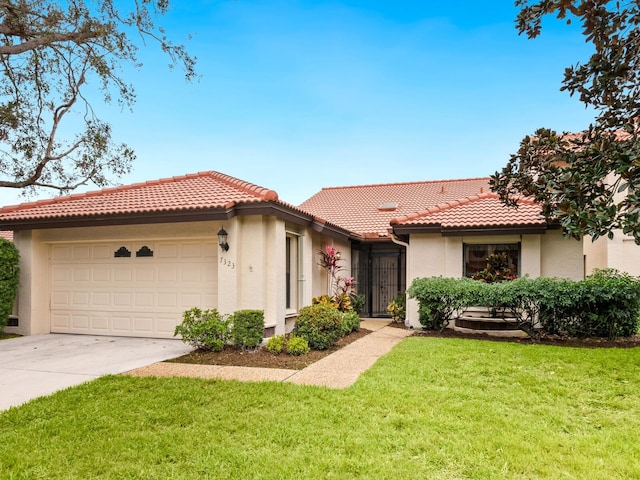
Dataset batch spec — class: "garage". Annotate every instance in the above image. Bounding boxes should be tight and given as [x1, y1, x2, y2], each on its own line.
[49, 239, 217, 338]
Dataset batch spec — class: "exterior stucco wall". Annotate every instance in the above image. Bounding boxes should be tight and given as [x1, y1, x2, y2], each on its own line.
[582, 173, 640, 276]
[540, 230, 584, 280]
[405, 231, 584, 328]
[583, 235, 608, 275]
[11, 217, 331, 337]
[310, 235, 352, 300]
[585, 231, 640, 277]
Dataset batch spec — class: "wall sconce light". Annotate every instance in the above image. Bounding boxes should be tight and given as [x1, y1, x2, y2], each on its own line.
[217, 226, 229, 252]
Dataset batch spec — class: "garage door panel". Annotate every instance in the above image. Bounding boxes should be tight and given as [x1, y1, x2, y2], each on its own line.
[135, 292, 155, 307]
[113, 292, 132, 306]
[92, 267, 110, 282]
[50, 240, 217, 338]
[72, 245, 91, 259]
[113, 267, 133, 282]
[51, 313, 70, 329]
[92, 245, 112, 259]
[52, 266, 72, 282]
[158, 292, 178, 307]
[51, 245, 71, 260]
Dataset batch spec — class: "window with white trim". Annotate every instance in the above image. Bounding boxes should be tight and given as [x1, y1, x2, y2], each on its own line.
[463, 243, 520, 278]
[286, 233, 302, 312]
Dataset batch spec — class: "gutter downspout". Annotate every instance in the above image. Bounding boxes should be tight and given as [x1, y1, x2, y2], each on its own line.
[390, 231, 412, 329]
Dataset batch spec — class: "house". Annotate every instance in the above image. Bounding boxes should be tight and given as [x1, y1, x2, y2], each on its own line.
[0, 172, 353, 338]
[0, 171, 585, 338]
[582, 173, 640, 276]
[299, 178, 585, 329]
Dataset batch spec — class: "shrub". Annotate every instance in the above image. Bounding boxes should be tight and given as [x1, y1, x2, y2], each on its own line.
[294, 303, 344, 350]
[230, 309, 264, 349]
[174, 308, 230, 351]
[583, 269, 640, 338]
[312, 295, 338, 309]
[286, 335, 310, 356]
[409, 272, 640, 339]
[538, 270, 640, 339]
[0, 238, 19, 332]
[266, 335, 285, 355]
[333, 293, 353, 312]
[387, 292, 406, 323]
[341, 311, 361, 335]
[408, 277, 478, 331]
[349, 293, 366, 314]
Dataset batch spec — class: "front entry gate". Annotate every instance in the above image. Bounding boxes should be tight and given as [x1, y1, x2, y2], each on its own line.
[352, 245, 405, 317]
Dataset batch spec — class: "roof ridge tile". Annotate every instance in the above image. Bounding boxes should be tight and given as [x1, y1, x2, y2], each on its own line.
[208, 171, 279, 201]
[315, 176, 492, 192]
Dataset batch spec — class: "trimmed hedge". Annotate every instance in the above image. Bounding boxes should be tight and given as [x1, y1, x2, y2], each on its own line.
[0, 238, 19, 332]
[230, 309, 265, 349]
[408, 270, 640, 339]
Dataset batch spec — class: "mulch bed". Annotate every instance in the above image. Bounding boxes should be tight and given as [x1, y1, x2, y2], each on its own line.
[167, 328, 373, 370]
[168, 324, 640, 371]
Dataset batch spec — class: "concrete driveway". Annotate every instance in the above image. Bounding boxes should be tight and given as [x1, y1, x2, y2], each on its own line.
[0, 334, 193, 411]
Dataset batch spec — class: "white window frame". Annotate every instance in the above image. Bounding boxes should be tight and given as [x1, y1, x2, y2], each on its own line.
[285, 231, 303, 315]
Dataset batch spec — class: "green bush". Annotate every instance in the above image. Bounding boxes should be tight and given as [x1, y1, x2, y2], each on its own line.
[408, 277, 478, 331]
[0, 238, 19, 332]
[408, 272, 640, 339]
[286, 335, 310, 356]
[230, 309, 265, 349]
[174, 308, 230, 351]
[387, 292, 406, 323]
[265, 335, 285, 355]
[538, 270, 640, 338]
[349, 293, 366, 314]
[294, 303, 344, 350]
[341, 311, 361, 335]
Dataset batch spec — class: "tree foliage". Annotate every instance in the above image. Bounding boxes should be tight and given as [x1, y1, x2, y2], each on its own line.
[491, 0, 640, 243]
[0, 237, 19, 331]
[0, 1, 195, 195]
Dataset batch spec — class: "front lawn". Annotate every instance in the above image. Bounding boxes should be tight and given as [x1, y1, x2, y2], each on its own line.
[2, 337, 639, 479]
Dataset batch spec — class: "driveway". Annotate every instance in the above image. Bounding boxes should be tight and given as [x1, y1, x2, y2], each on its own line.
[0, 334, 193, 411]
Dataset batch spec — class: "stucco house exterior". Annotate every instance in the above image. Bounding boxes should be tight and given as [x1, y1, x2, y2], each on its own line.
[0, 172, 352, 338]
[0, 171, 587, 337]
[299, 177, 585, 329]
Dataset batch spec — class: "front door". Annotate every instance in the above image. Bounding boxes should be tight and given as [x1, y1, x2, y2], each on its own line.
[371, 254, 400, 317]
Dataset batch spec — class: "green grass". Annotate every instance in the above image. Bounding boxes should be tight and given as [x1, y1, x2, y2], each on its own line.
[2, 337, 640, 479]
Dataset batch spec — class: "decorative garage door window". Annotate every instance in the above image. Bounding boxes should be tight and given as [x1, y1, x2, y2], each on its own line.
[463, 243, 520, 278]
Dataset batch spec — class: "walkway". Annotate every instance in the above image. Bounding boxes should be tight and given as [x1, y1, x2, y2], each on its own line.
[126, 320, 414, 389]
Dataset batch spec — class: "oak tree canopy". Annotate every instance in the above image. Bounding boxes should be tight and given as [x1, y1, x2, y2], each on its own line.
[0, 0, 195, 194]
[490, 0, 640, 243]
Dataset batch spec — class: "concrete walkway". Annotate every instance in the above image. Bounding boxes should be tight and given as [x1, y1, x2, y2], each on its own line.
[127, 320, 414, 389]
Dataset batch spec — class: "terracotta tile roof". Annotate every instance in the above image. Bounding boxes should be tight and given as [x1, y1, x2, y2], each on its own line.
[390, 193, 545, 229]
[0, 171, 280, 222]
[0, 230, 12, 241]
[299, 177, 493, 237]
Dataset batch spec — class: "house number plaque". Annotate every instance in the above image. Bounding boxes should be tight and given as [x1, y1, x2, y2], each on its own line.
[220, 257, 235, 269]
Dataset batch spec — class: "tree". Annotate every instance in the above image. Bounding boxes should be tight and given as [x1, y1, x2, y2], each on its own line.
[0, 1, 195, 194]
[490, 0, 640, 243]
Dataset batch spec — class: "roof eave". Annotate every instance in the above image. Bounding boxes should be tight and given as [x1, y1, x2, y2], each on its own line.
[0, 200, 361, 242]
[393, 223, 548, 236]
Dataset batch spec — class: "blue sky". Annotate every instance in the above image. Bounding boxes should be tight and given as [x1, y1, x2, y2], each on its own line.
[1, 0, 596, 207]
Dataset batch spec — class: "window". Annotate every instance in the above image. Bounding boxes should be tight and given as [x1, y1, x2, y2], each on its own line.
[285, 233, 302, 312]
[464, 243, 520, 278]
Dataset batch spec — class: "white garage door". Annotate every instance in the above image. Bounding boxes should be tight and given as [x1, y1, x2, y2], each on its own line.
[50, 240, 217, 338]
